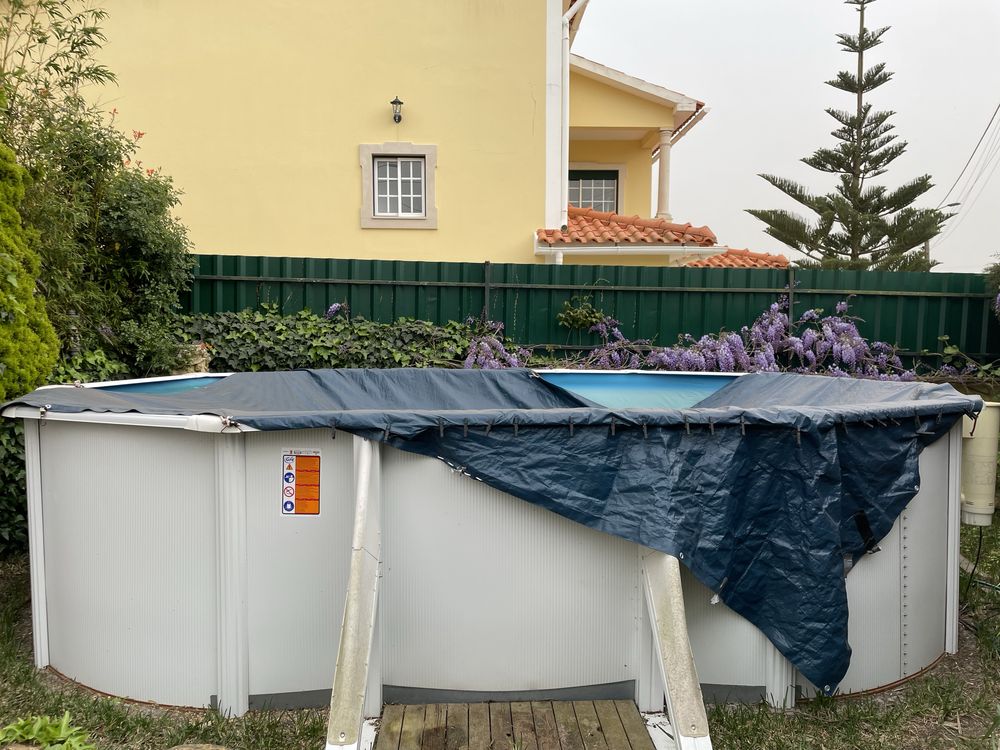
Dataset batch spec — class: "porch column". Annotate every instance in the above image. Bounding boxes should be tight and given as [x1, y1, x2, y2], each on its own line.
[656, 127, 673, 221]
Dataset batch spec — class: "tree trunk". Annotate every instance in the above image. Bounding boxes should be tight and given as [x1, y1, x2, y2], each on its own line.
[852, 1, 865, 262]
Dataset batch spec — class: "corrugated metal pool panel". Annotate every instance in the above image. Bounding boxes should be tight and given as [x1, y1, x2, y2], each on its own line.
[381, 447, 640, 693]
[40, 422, 218, 706]
[245, 429, 355, 696]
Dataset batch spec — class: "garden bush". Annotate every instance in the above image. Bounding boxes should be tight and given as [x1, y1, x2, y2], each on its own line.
[1, 2, 194, 374]
[182, 304, 481, 371]
[0, 142, 59, 402]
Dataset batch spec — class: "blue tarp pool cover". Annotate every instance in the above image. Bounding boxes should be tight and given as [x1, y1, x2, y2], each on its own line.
[3, 369, 982, 693]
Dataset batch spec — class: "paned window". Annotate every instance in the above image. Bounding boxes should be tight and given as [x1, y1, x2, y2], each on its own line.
[568, 169, 619, 212]
[374, 157, 425, 217]
[359, 143, 437, 229]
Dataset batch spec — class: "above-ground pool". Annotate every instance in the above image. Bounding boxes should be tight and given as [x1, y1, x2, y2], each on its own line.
[1, 369, 976, 720]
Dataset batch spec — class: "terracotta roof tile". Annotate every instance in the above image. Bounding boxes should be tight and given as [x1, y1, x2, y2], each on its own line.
[537, 206, 717, 247]
[685, 247, 789, 269]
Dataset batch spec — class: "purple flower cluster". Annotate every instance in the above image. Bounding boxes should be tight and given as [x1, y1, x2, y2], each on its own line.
[643, 298, 912, 380]
[325, 302, 349, 319]
[463, 321, 530, 369]
[462, 296, 916, 380]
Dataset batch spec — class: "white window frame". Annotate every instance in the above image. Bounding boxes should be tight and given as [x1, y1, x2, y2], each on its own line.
[360, 142, 438, 229]
[568, 161, 627, 214]
[373, 156, 426, 218]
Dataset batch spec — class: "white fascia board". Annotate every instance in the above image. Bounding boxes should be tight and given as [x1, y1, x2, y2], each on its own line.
[570, 53, 701, 111]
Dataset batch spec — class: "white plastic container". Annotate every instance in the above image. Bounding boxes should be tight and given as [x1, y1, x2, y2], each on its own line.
[961, 402, 999, 526]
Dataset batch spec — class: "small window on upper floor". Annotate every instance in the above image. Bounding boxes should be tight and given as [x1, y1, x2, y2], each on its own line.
[359, 143, 438, 229]
[569, 169, 619, 213]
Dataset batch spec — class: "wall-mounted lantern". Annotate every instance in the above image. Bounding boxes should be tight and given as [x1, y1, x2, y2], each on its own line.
[390, 97, 404, 124]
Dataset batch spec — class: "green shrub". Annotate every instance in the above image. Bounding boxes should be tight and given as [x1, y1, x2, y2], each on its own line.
[50, 349, 131, 385]
[1, 3, 193, 376]
[0, 142, 59, 402]
[0, 421, 27, 558]
[0, 712, 96, 750]
[182, 306, 480, 372]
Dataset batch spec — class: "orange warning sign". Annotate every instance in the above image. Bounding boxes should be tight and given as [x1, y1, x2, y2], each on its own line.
[281, 450, 321, 516]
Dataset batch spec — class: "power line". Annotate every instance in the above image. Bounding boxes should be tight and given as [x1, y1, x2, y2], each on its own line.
[937, 100, 1000, 208]
[936, 152, 1000, 246]
[953, 119, 1000, 207]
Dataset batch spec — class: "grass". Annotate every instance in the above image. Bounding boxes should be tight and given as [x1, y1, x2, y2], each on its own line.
[2, 526, 1000, 749]
[0, 556, 328, 749]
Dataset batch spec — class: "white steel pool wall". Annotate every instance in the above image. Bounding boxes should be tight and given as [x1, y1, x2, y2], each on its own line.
[244, 429, 355, 701]
[38, 421, 218, 707]
[25, 418, 960, 711]
[380, 449, 642, 697]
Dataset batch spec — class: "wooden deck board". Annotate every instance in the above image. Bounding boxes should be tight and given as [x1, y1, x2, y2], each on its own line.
[468, 702, 491, 750]
[422, 704, 447, 750]
[529, 702, 560, 750]
[379, 701, 654, 750]
[552, 700, 585, 750]
[377, 704, 406, 750]
[445, 703, 469, 750]
[510, 702, 538, 750]
[593, 701, 630, 750]
[399, 704, 426, 750]
[573, 701, 609, 750]
[489, 701, 514, 749]
[613, 700, 655, 750]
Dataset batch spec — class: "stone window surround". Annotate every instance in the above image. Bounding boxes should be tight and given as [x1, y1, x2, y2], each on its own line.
[360, 142, 438, 229]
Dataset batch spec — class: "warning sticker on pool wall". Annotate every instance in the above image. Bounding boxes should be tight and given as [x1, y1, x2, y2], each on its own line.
[281, 449, 321, 516]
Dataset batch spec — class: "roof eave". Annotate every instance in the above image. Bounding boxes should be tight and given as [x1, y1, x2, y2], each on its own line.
[569, 53, 703, 113]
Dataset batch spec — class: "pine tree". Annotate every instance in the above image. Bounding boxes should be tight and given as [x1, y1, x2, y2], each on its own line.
[747, 0, 951, 271]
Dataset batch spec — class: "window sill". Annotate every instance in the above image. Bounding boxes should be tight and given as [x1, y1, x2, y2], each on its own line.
[360, 215, 437, 230]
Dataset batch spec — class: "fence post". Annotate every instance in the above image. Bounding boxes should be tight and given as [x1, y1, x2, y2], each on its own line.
[483, 261, 492, 320]
[787, 267, 796, 318]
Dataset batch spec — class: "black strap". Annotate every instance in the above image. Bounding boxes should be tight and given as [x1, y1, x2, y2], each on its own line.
[852, 510, 880, 554]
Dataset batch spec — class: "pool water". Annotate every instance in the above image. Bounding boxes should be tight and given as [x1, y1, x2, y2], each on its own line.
[540, 372, 737, 410]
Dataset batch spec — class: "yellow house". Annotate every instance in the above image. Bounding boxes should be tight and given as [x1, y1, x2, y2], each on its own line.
[94, 0, 733, 266]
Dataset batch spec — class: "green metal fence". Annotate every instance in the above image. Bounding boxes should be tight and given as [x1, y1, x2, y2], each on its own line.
[184, 255, 1000, 359]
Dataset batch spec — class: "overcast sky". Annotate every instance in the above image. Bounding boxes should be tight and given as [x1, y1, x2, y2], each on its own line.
[573, 0, 1000, 272]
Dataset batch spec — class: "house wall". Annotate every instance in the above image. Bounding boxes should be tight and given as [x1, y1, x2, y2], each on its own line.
[565, 71, 683, 267]
[569, 140, 653, 218]
[95, 0, 548, 262]
[569, 71, 676, 129]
